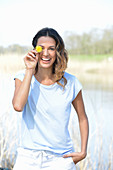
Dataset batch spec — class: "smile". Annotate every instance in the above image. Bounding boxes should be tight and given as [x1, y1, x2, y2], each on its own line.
[41, 58, 51, 61]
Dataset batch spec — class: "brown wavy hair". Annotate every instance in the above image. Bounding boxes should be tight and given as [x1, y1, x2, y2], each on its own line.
[32, 27, 68, 88]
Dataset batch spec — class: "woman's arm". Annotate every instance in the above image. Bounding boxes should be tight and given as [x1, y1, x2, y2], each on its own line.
[72, 90, 89, 156]
[12, 50, 38, 112]
[63, 90, 89, 164]
[12, 69, 34, 112]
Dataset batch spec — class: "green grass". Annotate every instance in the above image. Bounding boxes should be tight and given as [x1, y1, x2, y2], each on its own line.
[69, 54, 113, 62]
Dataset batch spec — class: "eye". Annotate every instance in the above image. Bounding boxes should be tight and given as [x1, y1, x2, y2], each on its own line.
[49, 47, 55, 51]
[41, 47, 44, 50]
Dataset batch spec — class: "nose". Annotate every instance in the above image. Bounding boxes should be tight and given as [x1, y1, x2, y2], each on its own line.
[43, 49, 49, 56]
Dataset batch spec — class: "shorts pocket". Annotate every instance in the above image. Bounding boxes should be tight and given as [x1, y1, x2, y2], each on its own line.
[70, 157, 75, 164]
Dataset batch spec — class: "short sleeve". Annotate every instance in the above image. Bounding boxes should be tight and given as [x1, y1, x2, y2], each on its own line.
[72, 77, 82, 101]
[14, 69, 25, 81]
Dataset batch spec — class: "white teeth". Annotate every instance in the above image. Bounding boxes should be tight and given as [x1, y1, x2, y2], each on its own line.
[42, 58, 50, 61]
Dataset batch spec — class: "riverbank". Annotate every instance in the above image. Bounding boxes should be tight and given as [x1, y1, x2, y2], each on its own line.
[67, 56, 113, 74]
[0, 54, 113, 90]
[0, 53, 113, 73]
[67, 57, 113, 90]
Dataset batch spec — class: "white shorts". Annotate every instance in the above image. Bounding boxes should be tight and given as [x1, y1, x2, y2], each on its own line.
[13, 148, 76, 170]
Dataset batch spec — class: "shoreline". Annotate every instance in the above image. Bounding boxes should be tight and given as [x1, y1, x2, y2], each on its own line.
[67, 58, 113, 90]
[0, 55, 113, 90]
[67, 58, 113, 74]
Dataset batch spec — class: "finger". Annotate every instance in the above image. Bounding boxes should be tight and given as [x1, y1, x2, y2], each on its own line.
[25, 54, 36, 62]
[28, 51, 37, 59]
[63, 153, 73, 158]
[63, 152, 77, 158]
[35, 54, 39, 62]
[31, 49, 39, 55]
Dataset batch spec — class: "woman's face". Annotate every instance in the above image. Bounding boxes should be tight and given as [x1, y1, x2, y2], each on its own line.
[36, 36, 56, 70]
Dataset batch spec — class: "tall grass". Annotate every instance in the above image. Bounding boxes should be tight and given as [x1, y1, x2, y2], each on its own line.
[0, 109, 20, 169]
[0, 53, 24, 74]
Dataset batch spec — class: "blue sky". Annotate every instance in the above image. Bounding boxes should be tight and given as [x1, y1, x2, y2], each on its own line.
[0, 0, 113, 47]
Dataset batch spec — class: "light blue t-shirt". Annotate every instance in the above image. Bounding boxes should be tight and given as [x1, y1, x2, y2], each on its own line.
[14, 70, 82, 155]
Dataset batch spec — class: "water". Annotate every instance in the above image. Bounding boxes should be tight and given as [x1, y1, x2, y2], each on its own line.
[0, 73, 113, 169]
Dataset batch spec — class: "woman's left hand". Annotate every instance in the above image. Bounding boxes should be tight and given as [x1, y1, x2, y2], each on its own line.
[63, 152, 86, 165]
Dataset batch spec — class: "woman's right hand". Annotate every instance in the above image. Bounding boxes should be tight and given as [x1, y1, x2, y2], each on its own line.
[24, 50, 39, 73]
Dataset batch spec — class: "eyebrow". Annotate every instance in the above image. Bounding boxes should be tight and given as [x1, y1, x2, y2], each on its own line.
[39, 45, 56, 48]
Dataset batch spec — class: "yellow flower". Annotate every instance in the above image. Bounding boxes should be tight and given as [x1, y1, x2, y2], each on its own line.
[35, 46, 42, 53]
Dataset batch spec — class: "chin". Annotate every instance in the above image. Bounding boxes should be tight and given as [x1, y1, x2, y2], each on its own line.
[39, 63, 53, 69]
[38, 60, 55, 69]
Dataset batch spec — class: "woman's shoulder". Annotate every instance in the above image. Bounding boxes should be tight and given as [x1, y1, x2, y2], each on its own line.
[14, 69, 26, 81]
[64, 72, 82, 87]
[64, 72, 77, 80]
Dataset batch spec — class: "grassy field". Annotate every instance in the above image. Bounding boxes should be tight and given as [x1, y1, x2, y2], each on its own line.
[69, 54, 113, 61]
[0, 53, 25, 74]
[0, 53, 113, 74]
[0, 52, 113, 91]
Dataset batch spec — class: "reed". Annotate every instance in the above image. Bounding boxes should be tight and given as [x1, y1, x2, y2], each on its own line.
[0, 107, 20, 169]
[0, 53, 24, 74]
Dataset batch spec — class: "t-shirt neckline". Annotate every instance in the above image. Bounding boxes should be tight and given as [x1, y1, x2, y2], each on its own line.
[33, 75, 57, 88]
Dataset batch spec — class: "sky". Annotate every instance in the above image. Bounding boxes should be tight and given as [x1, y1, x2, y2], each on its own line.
[0, 0, 113, 47]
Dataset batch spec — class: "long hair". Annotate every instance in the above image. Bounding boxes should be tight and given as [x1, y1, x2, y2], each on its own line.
[32, 27, 68, 88]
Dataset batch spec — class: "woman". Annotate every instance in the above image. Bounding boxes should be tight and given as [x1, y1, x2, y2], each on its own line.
[12, 27, 89, 170]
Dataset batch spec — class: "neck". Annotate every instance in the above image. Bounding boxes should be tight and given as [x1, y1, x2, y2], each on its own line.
[35, 67, 55, 85]
[37, 67, 53, 79]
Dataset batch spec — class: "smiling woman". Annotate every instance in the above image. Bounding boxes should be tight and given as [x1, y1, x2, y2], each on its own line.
[12, 27, 89, 170]
[32, 28, 68, 88]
